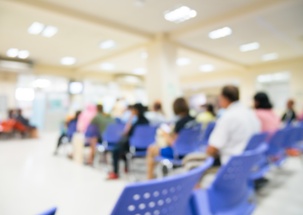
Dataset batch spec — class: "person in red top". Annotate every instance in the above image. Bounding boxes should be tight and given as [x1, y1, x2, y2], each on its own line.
[253, 92, 280, 133]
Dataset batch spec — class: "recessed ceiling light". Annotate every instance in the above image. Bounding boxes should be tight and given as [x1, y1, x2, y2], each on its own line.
[28, 22, 45, 35]
[133, 68, 146, 75]
[176, 57, 191, 66]
[240, 42, 260, 52]
[262, 53, 278, 61]
[199, 64, 214, 72]
[99, 40, 116, 49]
[140, 52, 148, 59]
[100, 63, 115, 71]
[164, 6, 197, 23]
[42, 25, 58, 38]
[209, 27, 232, 39]
[6, 48, 19, 58]
[18, 50, 30, 59]
[61, 57, 76, 65]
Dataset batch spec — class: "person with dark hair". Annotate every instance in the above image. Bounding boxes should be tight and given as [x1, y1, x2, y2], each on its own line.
[254, 92, 280, 132]
[281, 99, 297, 124]
[146, 97, 195, 179]
[145, 101, 166, 125]
[196, 103, 216, 128]
[107, 103, 149, 179]
[86, 104, 114, 165]
[183, 85, 260, 170]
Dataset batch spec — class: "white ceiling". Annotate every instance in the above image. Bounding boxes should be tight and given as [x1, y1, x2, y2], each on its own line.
[0, 0, 303, 78]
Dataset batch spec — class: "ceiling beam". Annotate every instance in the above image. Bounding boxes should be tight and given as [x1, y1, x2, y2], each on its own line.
[170, 0, 289, 39]
[74, 42, 150, 71]
[173, 41, 247, 70]
[9, 0, 153, 40]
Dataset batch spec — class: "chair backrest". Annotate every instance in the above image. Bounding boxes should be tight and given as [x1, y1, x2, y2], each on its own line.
[67, 120, 77, 139]
[198, 144, 267, 213]
[201, 122, 216, 145]
[173, 124, 202, 157]
[282, 126, 303, 149]
[102, 123, 125, 143]
[266, 129, 288, 157]
[38, 207, 57, 215]
[111, 158, 214, 215]
[129, 125, 157, 149]
[245, 132, 269, 151]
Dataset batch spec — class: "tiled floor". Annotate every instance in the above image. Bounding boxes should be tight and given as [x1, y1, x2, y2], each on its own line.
[0, 133, 302, 215]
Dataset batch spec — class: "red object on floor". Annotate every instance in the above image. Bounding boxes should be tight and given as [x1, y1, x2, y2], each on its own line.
[106, 172, 119, 180]
[286, 148, 301, 157]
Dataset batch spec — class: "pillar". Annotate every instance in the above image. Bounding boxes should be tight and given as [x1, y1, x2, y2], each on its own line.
[145, 34, 182, 118]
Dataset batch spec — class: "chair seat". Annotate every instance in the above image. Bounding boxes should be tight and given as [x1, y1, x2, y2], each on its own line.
[155, 156, 183, 166]
[191, 189, 255, 215]
[132, 151, 147, 157]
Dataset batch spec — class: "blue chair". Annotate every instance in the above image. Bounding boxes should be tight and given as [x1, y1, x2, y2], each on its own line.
[190, 144, 268, 215]
[65, 120, 77, 142]
[110, 158, 214, 215]
[244, 132, 270, 180]
[37, 207, 57, 215]
[99, 122, 125, 152]
[156, 124, 202, 176]
[266, 129, 288, 167]
[129, 125, 157, 157]
[200, 122, 216, 146]
[245, 132, 269, 151]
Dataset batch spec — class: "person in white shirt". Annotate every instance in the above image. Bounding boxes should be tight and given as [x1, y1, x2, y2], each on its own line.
[145, 101, 166, 125]
[183, 85, 261, 168]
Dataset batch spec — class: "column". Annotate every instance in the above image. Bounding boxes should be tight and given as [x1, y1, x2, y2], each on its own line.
[145, 34, 182, 118]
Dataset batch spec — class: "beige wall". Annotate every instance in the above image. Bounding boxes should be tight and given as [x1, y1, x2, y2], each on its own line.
[182, 57, 303, 113]
[0, 72, 17, 108]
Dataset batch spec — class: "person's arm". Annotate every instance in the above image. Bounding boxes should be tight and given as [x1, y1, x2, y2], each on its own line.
[206, 145, 219, 157]
[163, 132, 177, 146]
[207, 116, 229, 158]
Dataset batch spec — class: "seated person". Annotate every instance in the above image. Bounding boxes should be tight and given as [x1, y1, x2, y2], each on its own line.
[253, 92, 280, 133]
[183, 85, 260, 171]
[196, 103, 216, 128]
[86, 104, 114, 165]
[15, 109, 37, 137]
[145, 101, 166, 125]
[54, 111, 81, 155]
[146, 97, 195, 179]
[281, 99, 297, 124]
[107, 103, 149, 180]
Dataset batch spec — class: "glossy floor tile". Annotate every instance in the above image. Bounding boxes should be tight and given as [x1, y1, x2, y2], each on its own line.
[0, 133, 302, 215]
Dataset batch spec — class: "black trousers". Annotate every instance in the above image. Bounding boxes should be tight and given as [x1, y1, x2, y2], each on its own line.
[112, 137, 129, 174]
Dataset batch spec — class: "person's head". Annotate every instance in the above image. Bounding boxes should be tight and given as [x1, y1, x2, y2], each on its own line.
[153, 101, 162, 112]
[204, 104, 215, 116]
[8, 109, 14, 118]
[173, 97, 189, 116]
[75, 111, 82, 120]
[16, 108, 22, 116]
[96, 104, 103, 113]
[219, 85, 239, 108]
[287, 99, 295, 109]
[254, 92, 273, 109]
[132, 103, 146, 116]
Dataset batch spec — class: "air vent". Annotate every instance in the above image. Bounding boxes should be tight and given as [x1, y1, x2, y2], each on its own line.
[0, 58, 33, 73]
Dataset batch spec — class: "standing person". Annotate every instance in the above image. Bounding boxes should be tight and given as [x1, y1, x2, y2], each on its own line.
[183, 85, 260, 169]
[145, 101, 166, 125]
[107, 103, 149, 180]
[281, 99, 297, 124]
[196, 104, 216, 128]
[146, 98, 196, 179]
[253, 92, 280, 132]
[86, 104, 114, 165]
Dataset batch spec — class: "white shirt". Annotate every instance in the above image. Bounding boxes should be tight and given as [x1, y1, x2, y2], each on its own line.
[209, 102, 261, 164]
